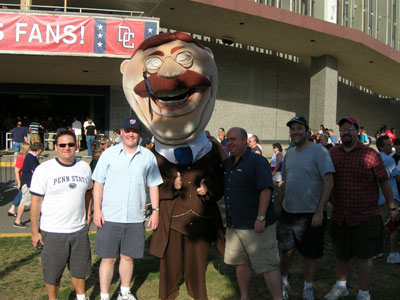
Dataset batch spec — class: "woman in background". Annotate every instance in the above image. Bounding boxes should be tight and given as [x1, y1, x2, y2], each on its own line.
[7, 142, 30, 216]
[270, 142, 283, 187]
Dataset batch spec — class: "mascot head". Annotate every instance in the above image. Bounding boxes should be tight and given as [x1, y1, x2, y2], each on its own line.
[120, 32, 218, 145]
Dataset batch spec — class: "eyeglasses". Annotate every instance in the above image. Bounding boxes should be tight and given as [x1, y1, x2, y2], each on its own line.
[144, 50, 194, 74]
[339, 127, 356, 133]
[57, 143, 76, 148]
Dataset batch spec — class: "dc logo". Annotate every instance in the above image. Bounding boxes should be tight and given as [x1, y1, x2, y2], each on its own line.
[69, 183, 77, 189]
[118, 26, 135, 49]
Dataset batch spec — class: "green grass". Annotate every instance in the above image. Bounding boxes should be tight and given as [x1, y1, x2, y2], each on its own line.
[0, 229, 399, 300]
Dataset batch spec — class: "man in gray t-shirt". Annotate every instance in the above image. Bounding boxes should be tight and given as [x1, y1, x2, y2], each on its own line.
[276, 116, 334, 300]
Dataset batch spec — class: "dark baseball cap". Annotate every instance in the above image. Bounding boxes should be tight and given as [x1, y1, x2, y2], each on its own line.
[286, 116, 309, 129]
[121, 117, 141, 132]
[338, 116, 359, 129]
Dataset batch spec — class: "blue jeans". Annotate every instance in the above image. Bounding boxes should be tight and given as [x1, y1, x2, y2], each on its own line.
[13, 142, 22, 153]
[13, 190, 22, 206]
[86, 135, 95, 156]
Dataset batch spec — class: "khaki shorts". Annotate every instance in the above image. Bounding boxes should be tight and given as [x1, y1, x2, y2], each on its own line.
[30, 133, 40, 143]
[224, 223, 280, 273]
[20, 184, 32, 206]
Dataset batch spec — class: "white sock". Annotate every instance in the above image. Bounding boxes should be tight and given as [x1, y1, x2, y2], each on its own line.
[304, 282, 312, 289]
[100, 292, 110, 300]
[358, 290, 370, 296]
[337, 280, 347, 287]
[76, 294, 86, 300]
[282, 276, 289, 284]
[120, 286, 130, 294]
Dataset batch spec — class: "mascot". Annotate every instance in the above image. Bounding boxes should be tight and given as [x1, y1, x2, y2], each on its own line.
[121, 32, 225, 300]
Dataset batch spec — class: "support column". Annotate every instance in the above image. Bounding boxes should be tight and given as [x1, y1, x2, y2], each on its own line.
[20, 0, 31, 11]
[309, 55, 338, 133]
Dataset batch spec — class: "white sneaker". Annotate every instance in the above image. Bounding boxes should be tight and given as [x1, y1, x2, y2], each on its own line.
[325, 284, 349, 300]
[117, 291, 136, 300]
[303, 287, 315, 300]
[357, 293, 371, 300]
[282, 281, 290, 300]
[387, 252, 400, 264]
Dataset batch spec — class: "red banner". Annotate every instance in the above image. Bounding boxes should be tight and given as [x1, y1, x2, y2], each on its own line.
[0, 13, 159, 56]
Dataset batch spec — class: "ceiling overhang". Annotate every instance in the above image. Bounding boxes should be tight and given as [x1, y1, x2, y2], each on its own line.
[2, 0, 400, 97]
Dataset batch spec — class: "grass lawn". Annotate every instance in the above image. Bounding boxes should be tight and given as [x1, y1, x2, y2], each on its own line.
[0, 227, 399, 300]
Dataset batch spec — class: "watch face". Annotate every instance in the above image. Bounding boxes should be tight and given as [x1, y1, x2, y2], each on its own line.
[257, 216, 265, 221]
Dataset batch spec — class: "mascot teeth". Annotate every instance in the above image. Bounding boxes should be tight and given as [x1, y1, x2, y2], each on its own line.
[155, 89, 192, 106]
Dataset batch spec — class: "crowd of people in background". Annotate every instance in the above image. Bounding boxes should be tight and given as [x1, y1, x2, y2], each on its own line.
[4, 115, 400, 300]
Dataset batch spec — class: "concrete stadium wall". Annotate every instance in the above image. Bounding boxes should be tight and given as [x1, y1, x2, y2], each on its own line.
[108, 38, 400, 153]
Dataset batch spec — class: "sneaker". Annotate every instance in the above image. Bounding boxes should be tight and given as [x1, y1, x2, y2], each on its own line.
[325, 284, 349, 300]
[282, 281, 290, 300]
[303, 287, 315, 300]
[357, 293, 370, 300]
[117, 291, 136, 300]
[387, 253, 400, 264]
[371, 252, 384, 259]
[13, 222, 28, 229]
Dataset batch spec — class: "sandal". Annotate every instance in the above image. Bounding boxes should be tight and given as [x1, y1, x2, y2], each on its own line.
[7, 211, 17, 217]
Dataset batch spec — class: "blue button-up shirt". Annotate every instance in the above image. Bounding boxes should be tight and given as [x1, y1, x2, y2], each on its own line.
[223, 148, 275, 229]
[92, 143, 163, 223]
[379, 152, 400, 206]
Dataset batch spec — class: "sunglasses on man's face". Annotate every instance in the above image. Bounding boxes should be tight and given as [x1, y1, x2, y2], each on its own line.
[57, 143, 76, 148]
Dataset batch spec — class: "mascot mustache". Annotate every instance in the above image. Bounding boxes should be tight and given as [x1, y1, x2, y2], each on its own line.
[134, 70, 211, 118]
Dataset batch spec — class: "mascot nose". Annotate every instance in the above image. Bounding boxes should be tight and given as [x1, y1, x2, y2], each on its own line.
[158, 57, 186, 79]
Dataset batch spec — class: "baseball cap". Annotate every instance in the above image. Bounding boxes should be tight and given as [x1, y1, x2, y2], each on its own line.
[338, 116, 359, 129]
[286, 116, 309, 129]
[121, 116, 141, 132]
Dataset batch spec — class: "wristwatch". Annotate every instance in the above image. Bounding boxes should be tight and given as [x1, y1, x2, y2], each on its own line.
[256, 215, 265, 222]
[152, 207, 160, 212]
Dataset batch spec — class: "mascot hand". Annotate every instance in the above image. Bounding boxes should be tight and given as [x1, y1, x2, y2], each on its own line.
[174, 172, 182, 190]
[197, 178, 208, 196]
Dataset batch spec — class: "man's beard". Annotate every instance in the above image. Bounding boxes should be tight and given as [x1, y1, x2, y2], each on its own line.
[342, 134, 353, 146]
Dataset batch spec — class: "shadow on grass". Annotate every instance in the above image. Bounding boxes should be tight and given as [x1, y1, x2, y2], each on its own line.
[0, 250, 40, 279]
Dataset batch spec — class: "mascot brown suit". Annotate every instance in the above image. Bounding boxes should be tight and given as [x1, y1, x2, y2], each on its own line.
[121, 32, 225, 300]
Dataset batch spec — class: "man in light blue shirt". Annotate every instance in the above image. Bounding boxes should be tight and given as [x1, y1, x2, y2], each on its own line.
[377, 135, 400, 264]
[92, 116, 163, 300]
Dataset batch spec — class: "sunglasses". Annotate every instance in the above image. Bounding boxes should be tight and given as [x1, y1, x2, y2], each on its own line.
[100, 142, 106, 145]
[57, 143, 76, 148]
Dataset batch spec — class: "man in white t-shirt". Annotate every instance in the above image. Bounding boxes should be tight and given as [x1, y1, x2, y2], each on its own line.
[30, 130, 93, 300]
[72, 117, 83, 152]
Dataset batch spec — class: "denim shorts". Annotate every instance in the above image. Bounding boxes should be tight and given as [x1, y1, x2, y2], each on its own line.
[94, 221, 145, 259]
[277, 210, 327, 258]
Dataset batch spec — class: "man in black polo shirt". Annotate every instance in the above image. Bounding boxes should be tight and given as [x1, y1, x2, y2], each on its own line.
[223, 127, 282, 300]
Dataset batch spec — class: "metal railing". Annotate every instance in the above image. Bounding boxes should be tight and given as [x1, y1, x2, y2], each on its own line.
[0, 3, 144, 17]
